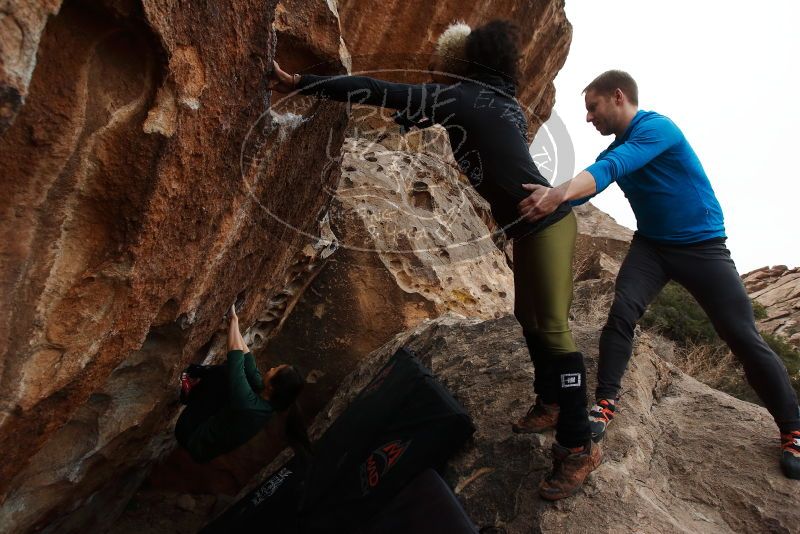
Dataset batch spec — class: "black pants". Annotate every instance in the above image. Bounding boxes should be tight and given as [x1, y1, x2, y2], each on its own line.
[175, 365, 227, 448]
[597, 235, 800, 433]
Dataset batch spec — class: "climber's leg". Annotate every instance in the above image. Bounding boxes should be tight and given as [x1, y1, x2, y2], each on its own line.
[512, 211, 587, 442]
[595, 236, 669, 401]
[175, 365, 227, 449]
[667, 240, 800, 432]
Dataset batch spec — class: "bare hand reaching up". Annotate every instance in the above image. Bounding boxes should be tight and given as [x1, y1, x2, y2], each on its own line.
[268, 61, 299, 93]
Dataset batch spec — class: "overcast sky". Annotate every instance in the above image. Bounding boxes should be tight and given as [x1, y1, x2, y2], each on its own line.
[549, 0, 799, 273]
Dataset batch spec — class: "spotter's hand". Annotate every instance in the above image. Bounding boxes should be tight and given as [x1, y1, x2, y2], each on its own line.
[517, 183, 565, 222]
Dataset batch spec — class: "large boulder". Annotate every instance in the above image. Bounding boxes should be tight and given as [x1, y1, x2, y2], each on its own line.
[0, 0, 349, 531]
[261, 118, 514, 420]
[743, 265, 800, 347]
[336, 0, 573, 130]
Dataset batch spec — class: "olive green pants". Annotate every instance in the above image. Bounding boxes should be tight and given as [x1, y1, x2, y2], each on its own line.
[513, 210, 578, 402]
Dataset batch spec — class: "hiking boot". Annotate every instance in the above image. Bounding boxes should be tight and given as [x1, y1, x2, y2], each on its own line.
[539, 441, 603, 500]
[780, 430, 800, 479]
[588, 399, 616, 443]
[512, 398, 559, 434]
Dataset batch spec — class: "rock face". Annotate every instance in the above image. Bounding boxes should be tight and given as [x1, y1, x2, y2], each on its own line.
[261, 114, 514, 420]
[0, 0, 578, 531]
[0, 0, 61, 133]
[744, 265, 800, 346]
[303, 313, 799, 533]
[0, 0, 349, 531]
[336, 0, 573, 131]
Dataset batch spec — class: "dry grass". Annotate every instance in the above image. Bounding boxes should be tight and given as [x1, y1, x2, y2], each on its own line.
[571, 281, 613, 331]
[571, 244, 595, 283]
[671, 342, 759, 403]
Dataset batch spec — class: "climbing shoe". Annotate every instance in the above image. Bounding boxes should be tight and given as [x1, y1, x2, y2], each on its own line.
[179, 364, 206, 404]
[588, 399, 616, 443]
[539, 441, 603, 500]
[780, 430, 800, 479]
[512, 398, 559, 434]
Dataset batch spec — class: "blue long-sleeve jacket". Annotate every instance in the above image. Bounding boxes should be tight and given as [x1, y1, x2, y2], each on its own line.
[573, 110, 726, 244]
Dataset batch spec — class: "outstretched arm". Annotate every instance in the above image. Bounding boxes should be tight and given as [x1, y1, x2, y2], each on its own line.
[518, 116, 682, 222]
[226, 305, 264, 392]
[227, 305, 247, 352]
[269, 61, 452, 121]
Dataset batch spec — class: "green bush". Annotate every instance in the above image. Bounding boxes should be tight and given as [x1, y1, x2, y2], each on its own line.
[752, 300, 768, 320]
[763, 332, 800, 375]
[641, 282, 718, 344]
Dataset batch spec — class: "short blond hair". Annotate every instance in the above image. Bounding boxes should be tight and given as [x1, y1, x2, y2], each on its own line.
[435, 21, 471, 74]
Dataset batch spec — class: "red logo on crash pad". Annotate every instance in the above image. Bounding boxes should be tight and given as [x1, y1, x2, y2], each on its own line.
[359, 439, 411, 494]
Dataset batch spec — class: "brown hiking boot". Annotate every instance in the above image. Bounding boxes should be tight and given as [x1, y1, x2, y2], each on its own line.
[539, 441, 603, 501]
[512, 398, 559, 434]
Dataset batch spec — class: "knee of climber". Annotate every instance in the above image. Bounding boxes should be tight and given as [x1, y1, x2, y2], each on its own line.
[537, 329, 578, 355]
[603, 300, 640, 339]
[709, 312, 755, 343]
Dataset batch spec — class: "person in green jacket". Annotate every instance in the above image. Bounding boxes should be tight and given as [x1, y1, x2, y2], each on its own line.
[175, 305, 308, 463]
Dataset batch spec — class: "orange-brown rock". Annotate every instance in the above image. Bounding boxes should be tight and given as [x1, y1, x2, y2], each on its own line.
[336, 0, 572, 129]
[0, 0, 577, 532]
[262, 115, 514, 419]
[0, 0, 348, 531]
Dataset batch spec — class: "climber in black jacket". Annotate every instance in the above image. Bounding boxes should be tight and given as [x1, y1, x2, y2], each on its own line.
[269, 20, 599, 500]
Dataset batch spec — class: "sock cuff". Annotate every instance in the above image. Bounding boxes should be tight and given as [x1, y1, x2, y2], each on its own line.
[554, 351, 586, 374]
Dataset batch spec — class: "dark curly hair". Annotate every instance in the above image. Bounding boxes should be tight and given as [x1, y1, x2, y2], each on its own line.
[464, 20, 521, 85]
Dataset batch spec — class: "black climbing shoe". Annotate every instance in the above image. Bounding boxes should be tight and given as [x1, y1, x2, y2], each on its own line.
[780, 430, 800, 480]
[179, 364, 206, 404]
[588, 399, 616, 443]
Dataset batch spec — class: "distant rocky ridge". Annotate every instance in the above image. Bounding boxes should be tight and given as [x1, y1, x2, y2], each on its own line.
[744, 266, 800, 347]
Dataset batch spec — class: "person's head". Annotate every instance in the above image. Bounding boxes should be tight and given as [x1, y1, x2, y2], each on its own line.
[429, 21, 472, 83]
[583, 70, 639, 136]
[264, 364, 304, 412]
[464, 19, 521, 85]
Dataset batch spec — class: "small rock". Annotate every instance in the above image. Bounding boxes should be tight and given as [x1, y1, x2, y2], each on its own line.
[176, 494, 196, 512]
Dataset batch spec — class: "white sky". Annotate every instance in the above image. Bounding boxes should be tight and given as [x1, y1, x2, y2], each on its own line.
[550, 0, 800, 273]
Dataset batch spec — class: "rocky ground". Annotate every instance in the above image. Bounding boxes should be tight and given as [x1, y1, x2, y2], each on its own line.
[215, 312, 798, 534]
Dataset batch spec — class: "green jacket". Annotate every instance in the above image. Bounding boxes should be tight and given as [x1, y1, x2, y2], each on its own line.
[185, 350, 274, 462]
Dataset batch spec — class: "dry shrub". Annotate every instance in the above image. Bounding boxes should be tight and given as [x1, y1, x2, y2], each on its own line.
[571, 281, 613, 331]
[672, 342, 760, 404]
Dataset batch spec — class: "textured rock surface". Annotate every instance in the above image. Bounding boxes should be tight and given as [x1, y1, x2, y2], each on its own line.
[1, 0, 581, 531]
[0, 0, 348, 531]
[336, 0, 572, 130]
[262, 116, 514, 420]
[297, 313, 799, 533]
[744, 265, 800, 346]
[0, 0, 61, 133]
